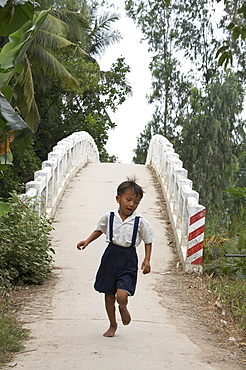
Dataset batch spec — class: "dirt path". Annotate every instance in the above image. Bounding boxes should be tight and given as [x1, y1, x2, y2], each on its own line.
[5, 163, 245, 369]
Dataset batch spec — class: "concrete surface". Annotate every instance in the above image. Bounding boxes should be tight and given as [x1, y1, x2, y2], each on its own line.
[7, 163, 230, 369]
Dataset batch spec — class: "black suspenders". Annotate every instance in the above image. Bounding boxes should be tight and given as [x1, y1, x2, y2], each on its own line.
[109, 212, 140, 247]
[130, 216, 140, 247]
[109, 212, 114, 243]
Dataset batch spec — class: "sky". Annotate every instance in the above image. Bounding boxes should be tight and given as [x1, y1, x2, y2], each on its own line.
[98, 2, 154, 163]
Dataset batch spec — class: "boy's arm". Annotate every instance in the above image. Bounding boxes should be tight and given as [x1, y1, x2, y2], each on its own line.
[141, 243, 152, 274]
[77, 230, 103, 250]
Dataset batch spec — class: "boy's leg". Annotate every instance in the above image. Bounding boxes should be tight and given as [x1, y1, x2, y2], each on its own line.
[116, 288, 131, 325]
[103, 294, 118, 337]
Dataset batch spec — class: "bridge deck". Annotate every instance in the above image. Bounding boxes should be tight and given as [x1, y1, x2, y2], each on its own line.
[11, 163, 218, 369]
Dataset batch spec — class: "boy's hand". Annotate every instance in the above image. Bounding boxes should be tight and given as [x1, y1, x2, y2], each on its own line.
[141, 259, 151, 274]
[77, 240, 88, 250]
[77, 230, 102, 250]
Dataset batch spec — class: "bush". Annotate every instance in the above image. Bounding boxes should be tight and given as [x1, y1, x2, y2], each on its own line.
[203, 200, 246, 278]
[0, 143, 41, 200]
[203, 196, 246, 334]
[0, 193, 54, 286]
[203, 234, 246, 278]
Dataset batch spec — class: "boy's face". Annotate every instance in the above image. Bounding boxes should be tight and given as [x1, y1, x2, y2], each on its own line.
[116, 189, 141, 220]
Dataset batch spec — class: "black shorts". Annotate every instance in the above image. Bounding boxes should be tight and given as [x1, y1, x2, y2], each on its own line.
[94, 242, 138, 296]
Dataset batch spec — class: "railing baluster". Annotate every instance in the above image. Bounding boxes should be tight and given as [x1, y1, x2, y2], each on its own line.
[22, 132, 99, 218]
[146, 134, 206, 273]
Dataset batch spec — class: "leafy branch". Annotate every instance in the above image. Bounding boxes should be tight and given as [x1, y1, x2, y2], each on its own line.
[216, 0, 246, 68]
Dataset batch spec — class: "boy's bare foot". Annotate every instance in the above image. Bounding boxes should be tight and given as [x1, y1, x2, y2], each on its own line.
[103, 324, 117, 337]
[119, 305, 131, 325]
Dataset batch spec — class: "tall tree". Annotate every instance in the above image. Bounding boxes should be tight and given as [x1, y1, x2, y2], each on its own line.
[1, 0, 123, 130]
[0, 0, 132, 197]
[126, 0, 190, 137]
[32, 0, 132, 162]
[126, 0, 245, 218]
[34, 56, 132, 162]
[0, 3, 49, 172]
[173, 0, 220, 84]
[174, 72, 245, 211]
[133, 109, 163, 164]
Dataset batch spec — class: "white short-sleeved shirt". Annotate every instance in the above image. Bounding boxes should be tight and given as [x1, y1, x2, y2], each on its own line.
[96, 209, 154, 248]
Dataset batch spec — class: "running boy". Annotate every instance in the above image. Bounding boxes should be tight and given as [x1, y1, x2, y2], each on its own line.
[77, 177, 154, 337]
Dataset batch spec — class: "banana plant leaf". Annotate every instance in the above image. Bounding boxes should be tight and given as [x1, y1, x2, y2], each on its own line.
[0, 92, 32, 134]
[0, 93, 32, 167]
[0, 9, 49, 72]
[0, 0, 38, 37]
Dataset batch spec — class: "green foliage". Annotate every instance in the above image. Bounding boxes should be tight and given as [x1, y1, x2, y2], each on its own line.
[85, 5, 121, 56]
[227, 205, 246, 238]
[173, 0, 219, 80]
[0, 3, 48, 173]
[126, 0, 185, 137]
[0, 0, 131, 178]
[133, 108, 163, 164]
[0, 8, 49, 95]
[216, 45, 233, 68]
[0, 93, 33, 174]
[197, 183, 246, 330]
[0, 201, 10, 217]
[203, 182, 246, 278]
[203, 233, 246, 278]
[34, 56, 131, 161]
[26, 1, 131, 162]
[216, 0, 246, 68]
[174, 72, 244, 214]
[208, 277, 246, 330]
[128, 0, 245, 236]
[0, 0, 36, 37]
[225, 186, 246, 200]
[133, 123, 152, 164]
[0, 192, 54, 286]
[0, 142, 41, 200]
[100, 57, 132, 111]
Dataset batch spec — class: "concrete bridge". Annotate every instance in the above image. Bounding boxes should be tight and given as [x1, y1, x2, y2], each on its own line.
[23, 131, 205, 273]
[10, 132, 240, 370]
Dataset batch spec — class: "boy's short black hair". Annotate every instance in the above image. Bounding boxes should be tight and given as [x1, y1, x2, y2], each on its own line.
[117, 177, 144, 199]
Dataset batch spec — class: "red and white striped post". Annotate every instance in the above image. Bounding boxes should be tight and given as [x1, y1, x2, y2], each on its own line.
[186, 207, 206, 272]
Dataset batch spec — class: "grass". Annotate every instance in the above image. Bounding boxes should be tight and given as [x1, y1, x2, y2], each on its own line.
[203, 216, 246, 333]
[0, 292, 28, 365]
[208, 276, 246, 332]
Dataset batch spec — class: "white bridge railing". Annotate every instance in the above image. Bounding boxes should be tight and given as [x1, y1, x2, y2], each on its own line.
[22, 131, 205, 272]
[146, 134, 206, 273]
[22, 131, 99, 218]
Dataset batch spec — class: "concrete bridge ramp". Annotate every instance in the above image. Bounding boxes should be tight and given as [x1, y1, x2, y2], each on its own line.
[8, 163, 240, 370]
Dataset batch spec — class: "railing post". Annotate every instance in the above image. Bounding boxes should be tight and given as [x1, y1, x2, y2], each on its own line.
[146, 134, 206, 272]
[186, 201, 206, 272]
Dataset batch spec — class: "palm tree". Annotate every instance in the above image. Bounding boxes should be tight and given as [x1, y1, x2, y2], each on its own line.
[3, 0, 122, 131]
[84, 3, 121, 56]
